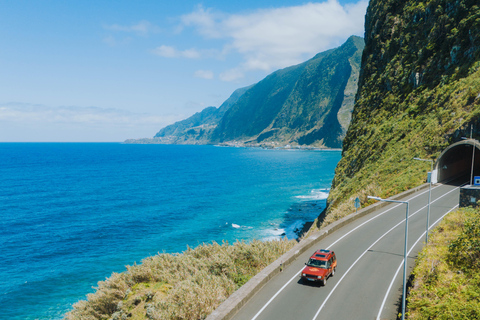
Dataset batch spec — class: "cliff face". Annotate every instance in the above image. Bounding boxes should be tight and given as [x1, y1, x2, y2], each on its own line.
[213, 36, 364, 148]
[153, 86, 251, 145]
[326, 0, 480, 216]
[151, 36, 365, 148]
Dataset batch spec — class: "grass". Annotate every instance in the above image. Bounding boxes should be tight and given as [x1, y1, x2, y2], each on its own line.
[64, 239, 296, 320]
[307, 60, 480, 236]
[406, 206, 480, 319]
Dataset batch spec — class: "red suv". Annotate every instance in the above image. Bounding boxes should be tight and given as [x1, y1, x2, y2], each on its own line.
[301, 249, 337, 286]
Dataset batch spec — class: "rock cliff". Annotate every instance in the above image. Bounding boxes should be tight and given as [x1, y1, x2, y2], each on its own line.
[325, 0, 480, 220]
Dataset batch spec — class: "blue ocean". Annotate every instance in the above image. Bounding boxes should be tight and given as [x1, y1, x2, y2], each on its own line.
[0, 143, 340, 319]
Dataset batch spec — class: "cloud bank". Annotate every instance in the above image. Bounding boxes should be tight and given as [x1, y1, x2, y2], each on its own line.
[0, 103, 182, 142]
[169, 0, 368, 80]
[105, 20, 161, 36]
[152, 45, 201, 59]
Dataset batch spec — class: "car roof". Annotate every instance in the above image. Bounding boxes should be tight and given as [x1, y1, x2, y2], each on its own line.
[310, 249, 334, 260]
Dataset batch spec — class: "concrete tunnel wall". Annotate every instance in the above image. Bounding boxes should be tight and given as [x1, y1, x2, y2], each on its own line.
[434, 140, 480, 183]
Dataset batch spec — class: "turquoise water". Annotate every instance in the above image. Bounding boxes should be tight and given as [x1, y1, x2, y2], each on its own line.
[0, 143, 340, 319]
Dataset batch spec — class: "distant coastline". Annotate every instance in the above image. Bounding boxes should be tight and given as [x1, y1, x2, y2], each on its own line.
[123, 138, 341, 151]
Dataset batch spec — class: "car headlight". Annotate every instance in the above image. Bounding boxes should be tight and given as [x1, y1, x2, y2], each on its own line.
[317, 276, 322, 279]
[302, 273, 306, 277]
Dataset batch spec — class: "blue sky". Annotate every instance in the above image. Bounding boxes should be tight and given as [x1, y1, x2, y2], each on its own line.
[0, 0, 368, 142]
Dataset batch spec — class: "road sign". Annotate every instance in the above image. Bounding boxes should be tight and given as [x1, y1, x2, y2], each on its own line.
[475, 176, 480, 186]
[354, 197, 360, 212]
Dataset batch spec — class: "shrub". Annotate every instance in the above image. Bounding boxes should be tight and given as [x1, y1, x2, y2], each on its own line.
[407, 207, 480, 319]
[64, 239, 296, 320]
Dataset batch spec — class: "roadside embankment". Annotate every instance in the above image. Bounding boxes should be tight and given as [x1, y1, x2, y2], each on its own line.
[407, 206, 480, 319]
[64, 239, 297, 320]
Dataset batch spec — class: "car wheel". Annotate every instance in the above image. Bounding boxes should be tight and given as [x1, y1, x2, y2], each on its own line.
[322, 278, 327, 286]
[331, 268, 335, 277]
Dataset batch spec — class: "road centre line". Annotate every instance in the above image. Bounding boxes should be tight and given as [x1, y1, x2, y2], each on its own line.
[250, 185, 445, 320]
[311, 186, 460, 320]
[312, 209, 407, 320]
[376, 204, 459, 320]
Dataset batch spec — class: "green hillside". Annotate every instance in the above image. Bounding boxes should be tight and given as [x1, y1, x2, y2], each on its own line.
[142, 36, 364, 148]
[319, 0, 480, 225]
[152, 86, 251, 145]
[407, 206, 480, 319]
[213, 36, 364, 148]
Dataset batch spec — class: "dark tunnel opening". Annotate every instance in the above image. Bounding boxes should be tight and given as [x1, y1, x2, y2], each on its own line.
[435, 140, 480, 185]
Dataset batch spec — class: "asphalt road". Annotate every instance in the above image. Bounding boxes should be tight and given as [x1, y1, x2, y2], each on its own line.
[230, 182, 462, 320]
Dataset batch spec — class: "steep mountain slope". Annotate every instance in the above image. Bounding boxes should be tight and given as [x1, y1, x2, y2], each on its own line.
[212, 36, 364, 148]
[322, 0, 480, 223]
[152, 86, 251, 144]
[144, 36, 364, 148]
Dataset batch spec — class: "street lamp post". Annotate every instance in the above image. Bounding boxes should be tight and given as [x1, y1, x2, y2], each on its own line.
[413, 157, 433, 243]
[368, 196, 409, 320]
[462, 125, 476, 186]
[470, 126, 475, 186]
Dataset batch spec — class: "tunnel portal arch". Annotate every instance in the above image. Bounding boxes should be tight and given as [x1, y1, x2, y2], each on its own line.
[434, 140, 480, 184]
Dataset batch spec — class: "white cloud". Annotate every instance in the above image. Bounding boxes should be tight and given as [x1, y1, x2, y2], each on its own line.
[219, 68, 244, 82]
[180, 6, 224, 38]
[151, 45, 201, 59]
[105, 20, 161, 36]
[194, 70, 214, 80]
[178, 0, 367, 79]
[152, 45, 177, 58]
[102, 35, 132, 47]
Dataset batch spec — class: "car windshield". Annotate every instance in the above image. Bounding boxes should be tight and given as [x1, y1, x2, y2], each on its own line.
[307, 259, 327, 268]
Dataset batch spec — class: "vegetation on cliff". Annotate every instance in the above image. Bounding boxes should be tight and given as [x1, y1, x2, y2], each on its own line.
[407, 206, 480, 319]
[152, 86, 252, 145]
[145, 36, 364, 148]
[65, 239, 295, 320]
[318, 0, 480, 227]
[212, 36, 364, 148]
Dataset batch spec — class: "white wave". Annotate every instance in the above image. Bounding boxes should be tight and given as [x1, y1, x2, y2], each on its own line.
[231, 223, 253, 230]
[261, 219, 308, 241]
[295, 189, 329, 201]
[260, 226, 286, 241]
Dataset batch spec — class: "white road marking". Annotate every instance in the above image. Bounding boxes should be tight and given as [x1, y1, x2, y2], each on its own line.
[250, 184, 455, 320]
[326, 184, 442, 250]
[311, 186, 460, 320]
[251, 268, 304, 320]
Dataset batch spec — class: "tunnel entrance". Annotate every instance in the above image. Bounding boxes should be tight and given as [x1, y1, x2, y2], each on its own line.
[434, 140, 480, 184]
